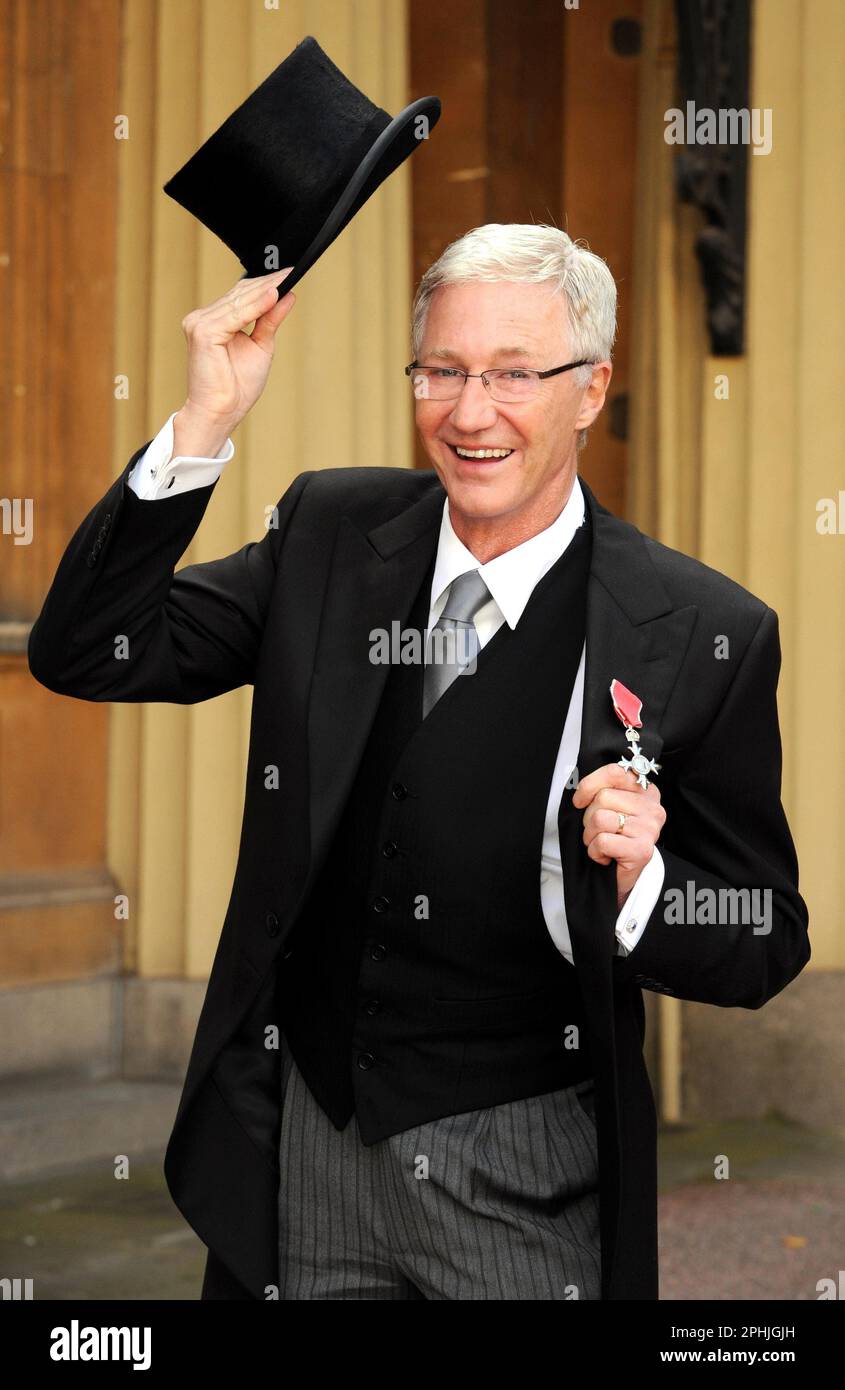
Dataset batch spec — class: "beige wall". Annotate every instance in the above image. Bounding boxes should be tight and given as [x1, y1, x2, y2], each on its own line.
[631, 0, 843, 972]
[629, 0, 843, 1120]
[110, 0, 414, 979]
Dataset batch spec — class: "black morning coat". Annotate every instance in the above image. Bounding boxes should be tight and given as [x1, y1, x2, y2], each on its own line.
[27, 447, 811, 1300]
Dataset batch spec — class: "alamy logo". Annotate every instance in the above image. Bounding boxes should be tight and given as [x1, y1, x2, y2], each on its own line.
[663, 883, 772, 935]
[369, 623, 478, 673]
[0, 1276, 33, 1299]
[0, 497, 33, 545]
[664, 101, 772, 155]
[50, 1320, 151, 1371]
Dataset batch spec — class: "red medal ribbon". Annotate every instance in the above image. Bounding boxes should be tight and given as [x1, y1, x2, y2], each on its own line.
[609, 678, 643, 729]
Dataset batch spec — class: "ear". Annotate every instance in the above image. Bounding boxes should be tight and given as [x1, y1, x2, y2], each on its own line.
[574, 362, 613, 432]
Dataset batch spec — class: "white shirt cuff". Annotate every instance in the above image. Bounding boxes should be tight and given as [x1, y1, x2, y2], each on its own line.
[614, 846, 665, 956]
[126, 411, 234, 499]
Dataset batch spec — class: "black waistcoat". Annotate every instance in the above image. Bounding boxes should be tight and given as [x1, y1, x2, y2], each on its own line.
[280, 509, 594, 1143]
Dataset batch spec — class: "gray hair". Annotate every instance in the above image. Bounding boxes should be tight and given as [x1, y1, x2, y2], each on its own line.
[411, 223, 617, 449]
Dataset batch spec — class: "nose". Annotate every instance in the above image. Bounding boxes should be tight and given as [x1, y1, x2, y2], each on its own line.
[448, 375, 499, 431]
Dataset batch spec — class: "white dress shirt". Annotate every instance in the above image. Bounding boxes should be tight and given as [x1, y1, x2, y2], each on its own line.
[127, 412, 235, 498]
[128, 419, 665, 964]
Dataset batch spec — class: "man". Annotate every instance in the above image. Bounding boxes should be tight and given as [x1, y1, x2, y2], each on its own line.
[28, 224, 810, 1300]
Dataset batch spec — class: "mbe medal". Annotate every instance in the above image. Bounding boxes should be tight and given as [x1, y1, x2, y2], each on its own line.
[609, 678, 661, 790]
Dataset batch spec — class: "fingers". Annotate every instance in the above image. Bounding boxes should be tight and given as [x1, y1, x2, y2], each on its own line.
[573, 765, 665, 872]
[588, 786, 646, 815]
[581, 783, 665, 864]
[581, 783, 662, 823]
[582, 803, 656, 853]
[583, 796, 664, 836]
[572, 761, 652, 807]
[181, 268, 294, 338]
[250, 283, 297, 352]
[583, 806, 656, 840]
[585, 805, 634, 836]
[221, 267, 293, 306]
[585, 829, 652, 867]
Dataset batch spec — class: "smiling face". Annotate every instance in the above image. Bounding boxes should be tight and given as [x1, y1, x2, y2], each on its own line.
[413, 280, 611, 559]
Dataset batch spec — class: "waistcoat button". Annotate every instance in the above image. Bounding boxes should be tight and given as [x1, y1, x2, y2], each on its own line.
[373, 895, 390, 913]
[357, 1051, 376, 1070]
[381, 840, 398, 858]
[265, 911, 280, 937]
[391, 782, 408, 800]
[370, 943, 387, 961]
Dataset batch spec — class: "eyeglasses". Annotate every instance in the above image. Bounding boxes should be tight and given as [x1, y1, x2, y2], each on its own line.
[405, 359, 595, 403]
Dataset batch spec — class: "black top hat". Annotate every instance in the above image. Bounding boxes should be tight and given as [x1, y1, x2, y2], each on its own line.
[163, 35, 441, 300]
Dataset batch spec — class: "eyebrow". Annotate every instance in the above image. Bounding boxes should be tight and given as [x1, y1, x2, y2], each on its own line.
[424, 345, 537, 363]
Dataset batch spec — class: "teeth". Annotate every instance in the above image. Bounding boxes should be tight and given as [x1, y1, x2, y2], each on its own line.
[454, 446, 514, 459]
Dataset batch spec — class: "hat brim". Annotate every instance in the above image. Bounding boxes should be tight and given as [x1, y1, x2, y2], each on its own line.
[240, 94, 440, 299]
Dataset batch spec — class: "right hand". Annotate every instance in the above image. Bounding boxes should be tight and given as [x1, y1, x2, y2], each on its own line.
[177, 268, 298, 439]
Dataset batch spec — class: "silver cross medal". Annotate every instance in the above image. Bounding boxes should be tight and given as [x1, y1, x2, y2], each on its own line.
[609, 678, 661, 790]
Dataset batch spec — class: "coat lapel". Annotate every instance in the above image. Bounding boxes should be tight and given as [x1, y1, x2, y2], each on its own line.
[304, 481, 444, 899]
[559, 479, 698, 990]
[555, 480, 697, 1293]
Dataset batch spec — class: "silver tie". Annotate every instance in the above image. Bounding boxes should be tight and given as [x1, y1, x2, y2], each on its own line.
[422, 569, 491, 718]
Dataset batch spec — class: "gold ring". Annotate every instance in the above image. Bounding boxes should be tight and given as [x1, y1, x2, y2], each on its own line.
[617, 812, 627, 832]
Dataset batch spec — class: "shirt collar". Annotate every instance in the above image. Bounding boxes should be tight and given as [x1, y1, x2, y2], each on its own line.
[430, 475, 587, 630]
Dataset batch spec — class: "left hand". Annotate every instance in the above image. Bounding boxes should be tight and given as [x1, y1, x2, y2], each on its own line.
[572, 763, 667, 910]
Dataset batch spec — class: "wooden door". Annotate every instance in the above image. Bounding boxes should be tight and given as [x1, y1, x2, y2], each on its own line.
[0, 0, 122, 997]
[408, 0, 644, 520]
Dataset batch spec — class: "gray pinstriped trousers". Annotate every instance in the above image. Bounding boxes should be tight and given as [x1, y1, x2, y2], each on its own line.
[277, 1031, 602, 1300]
